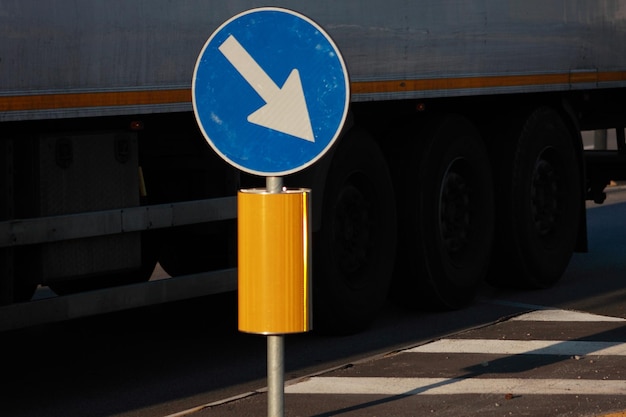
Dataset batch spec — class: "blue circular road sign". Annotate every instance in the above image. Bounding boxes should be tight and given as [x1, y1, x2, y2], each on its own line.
[192, 7, 350, 176]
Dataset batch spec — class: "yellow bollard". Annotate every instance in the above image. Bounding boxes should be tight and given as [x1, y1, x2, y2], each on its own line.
[238, 188, 312, 334]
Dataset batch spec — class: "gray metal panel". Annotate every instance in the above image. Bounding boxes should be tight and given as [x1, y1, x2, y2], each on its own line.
[0, 268, 237, 332]
[328, 2, 626, 77]
[0, 196, 237, 248]
[2, 1, 626, 120]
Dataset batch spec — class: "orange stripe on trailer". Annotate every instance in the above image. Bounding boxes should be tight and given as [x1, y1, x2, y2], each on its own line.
[352, 71, 626, 95]
[353, 73, 563, 95]
[598, 71, 626, 82]
[0, 89, 191, 112]
[2, 71, 625, 113]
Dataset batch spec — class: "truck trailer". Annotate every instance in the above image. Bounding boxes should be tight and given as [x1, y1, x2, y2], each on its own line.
[2, 1, 626, 334]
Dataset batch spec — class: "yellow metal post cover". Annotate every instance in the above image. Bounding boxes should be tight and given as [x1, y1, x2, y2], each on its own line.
[238, 188, 312, 334]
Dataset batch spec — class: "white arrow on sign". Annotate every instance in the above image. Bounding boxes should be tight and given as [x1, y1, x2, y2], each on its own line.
[218, 35, 315, 142]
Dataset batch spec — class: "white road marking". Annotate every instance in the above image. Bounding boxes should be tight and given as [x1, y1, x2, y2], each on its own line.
[285, 309, 626, 398]
[285, 376, 626, 395]
[511, 309, 626, 322]
[407, 339, 626, 356]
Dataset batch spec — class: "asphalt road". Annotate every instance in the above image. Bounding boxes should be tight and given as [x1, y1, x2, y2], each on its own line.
[3, 188, 626, 417]
[200, 186, 626, 416]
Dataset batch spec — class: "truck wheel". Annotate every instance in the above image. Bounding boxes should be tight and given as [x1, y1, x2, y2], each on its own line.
[313, 129, 397, 335]
[488, 107, 581, 289]
[391, 115, 494, 310]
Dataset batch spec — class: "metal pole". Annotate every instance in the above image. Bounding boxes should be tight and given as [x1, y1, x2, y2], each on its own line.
[267, 335, 285, 417]
[266, 175, 284, 417]
[266, 176, 284, 193]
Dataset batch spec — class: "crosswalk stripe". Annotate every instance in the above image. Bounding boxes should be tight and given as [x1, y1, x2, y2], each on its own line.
[407, 339, 626, 356]
[285, 377, 626, 396]
[284, 309, 626, 399]
[510, 309, 626, 322]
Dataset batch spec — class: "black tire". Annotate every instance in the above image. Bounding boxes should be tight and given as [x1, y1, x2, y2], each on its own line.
[487, 106, 581, 288]
[391, 114, 494, 310]
[313, 129, 397, 335]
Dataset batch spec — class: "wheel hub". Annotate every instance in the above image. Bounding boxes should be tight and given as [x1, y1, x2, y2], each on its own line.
[333, 182, 372, 280]
[531, 154, 559, 237]
[440, 165, 472, 257]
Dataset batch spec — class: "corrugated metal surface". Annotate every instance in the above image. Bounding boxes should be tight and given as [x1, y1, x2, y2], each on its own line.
[1, 0, 626, 121]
